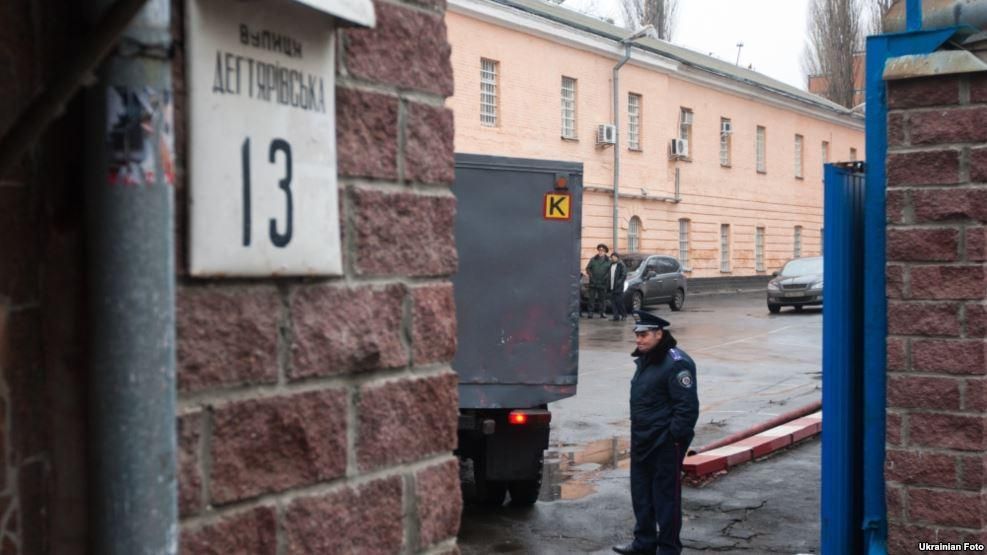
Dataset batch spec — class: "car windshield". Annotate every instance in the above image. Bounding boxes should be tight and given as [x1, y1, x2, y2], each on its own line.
[623, 256, 646, 272]
[781, 257, 823, 276]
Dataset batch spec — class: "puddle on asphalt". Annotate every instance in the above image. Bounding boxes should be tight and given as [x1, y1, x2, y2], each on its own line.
[541, 436, 631, 502]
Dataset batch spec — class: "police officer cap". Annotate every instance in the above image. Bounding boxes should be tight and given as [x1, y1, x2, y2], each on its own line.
[632, 310, 670, 332]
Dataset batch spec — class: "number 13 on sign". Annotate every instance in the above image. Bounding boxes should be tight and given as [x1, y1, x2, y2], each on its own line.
[241, 137, 293, 248]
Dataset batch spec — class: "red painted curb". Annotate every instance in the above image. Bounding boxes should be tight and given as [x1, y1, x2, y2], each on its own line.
[683, 410, 822, 477]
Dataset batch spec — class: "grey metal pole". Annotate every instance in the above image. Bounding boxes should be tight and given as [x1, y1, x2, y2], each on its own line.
[612, 43, 632, 251]
[85, 1, 177, 553]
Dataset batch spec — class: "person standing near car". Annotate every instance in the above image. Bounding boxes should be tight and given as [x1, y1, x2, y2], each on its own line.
[585, 243, 612, 318]
[613, 311, 699, 555]
[609, 252, 628, 321]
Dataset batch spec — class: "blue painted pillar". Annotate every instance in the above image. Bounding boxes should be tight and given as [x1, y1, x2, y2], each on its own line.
[907, 0, 923, 31]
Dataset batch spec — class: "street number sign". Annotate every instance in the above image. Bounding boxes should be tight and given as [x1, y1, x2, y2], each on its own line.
[544, 192, 572, 220]
[187, 0, 342, 276]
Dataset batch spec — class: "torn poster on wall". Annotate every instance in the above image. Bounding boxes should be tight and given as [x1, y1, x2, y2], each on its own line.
[106, 87, 175, 186]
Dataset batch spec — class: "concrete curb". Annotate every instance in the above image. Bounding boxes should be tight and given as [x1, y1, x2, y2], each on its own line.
[683, 411, 822, 477]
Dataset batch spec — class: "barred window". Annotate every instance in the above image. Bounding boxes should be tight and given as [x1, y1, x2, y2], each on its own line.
[628, 93, 641, 150]
[720, 118, 732, 166]
[794, 134, 804, 178]
[480, 58, 498, 127]
[794, 225, 803, 258]
[720, 224, 731, 272]
[678, 219, 690, 269]
[561, 76, 577, 139]
[756, 126, 766, 173]
[628, 216, 642, 252]
[755, 226, 765, 272]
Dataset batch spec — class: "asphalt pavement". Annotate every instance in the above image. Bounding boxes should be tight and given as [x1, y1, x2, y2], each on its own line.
[459, 291, 823, 554]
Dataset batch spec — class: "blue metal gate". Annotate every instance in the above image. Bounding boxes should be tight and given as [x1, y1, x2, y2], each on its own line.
[821, 162, 866, 555]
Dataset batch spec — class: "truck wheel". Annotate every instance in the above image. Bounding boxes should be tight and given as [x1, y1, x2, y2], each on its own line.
[508, 480, 541, 506]
[508, 456, 543, 506]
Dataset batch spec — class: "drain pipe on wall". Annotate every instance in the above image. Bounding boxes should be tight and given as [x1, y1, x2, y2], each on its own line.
[84, 0, 177, 553]
[611, 25, 654, 250]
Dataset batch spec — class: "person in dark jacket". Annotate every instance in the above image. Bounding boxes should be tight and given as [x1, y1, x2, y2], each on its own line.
[613, 311, 700, 555]
[609, 252, 628, 321]
[585, 243, 612, 318]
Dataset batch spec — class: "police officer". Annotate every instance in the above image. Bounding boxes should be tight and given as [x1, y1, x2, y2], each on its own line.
[613, 311, 699, 555]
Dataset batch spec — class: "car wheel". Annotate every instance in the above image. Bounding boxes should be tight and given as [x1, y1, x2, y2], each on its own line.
[631, 291, 643, 312]
[669, 288, 685, 312]
[794, 305, 804, 313]
[768, 302, 781, 314]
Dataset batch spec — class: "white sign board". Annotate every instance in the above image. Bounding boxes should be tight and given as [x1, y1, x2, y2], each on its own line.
[187, 0, 342, 276]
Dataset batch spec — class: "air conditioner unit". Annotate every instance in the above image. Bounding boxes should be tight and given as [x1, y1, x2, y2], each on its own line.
[721, 120, 733, 135]
[680, 111, 693, 125]
[596, 124, 617, 145]
[670, 138, 689, 157]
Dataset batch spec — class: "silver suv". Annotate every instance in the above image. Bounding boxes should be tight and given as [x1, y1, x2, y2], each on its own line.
[766, 256, 823, 313]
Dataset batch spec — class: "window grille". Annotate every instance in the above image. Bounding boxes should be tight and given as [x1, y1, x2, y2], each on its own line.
[720, 224, 731, 272]
[755, 227, 765, 272]
[480, 58, 498, 127]
[628, 94, 641, 150]
[678, 219, 690, 269]
[561, 76, 577, 139]
[628, 216, 642, 252]
[720, 118, 731, 166]
[794, 134, 804, 178]
[756, 126, 766, 173]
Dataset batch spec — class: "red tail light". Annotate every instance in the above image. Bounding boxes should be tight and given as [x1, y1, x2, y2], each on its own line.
[507, 410, 551, 426]
[508, 412, 528, 425]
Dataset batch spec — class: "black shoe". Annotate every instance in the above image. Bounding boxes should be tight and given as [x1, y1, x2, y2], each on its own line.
[612, 543, 654, 555]
[612, 317, 620, 321]
[588, 314, 593, 319]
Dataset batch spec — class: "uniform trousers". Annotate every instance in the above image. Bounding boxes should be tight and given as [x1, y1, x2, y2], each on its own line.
[630, 439, 689, 555]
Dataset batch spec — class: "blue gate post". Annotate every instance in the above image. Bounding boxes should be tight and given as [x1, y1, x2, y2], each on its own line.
[822, 163, 866, 555]
[858, 18, 959, 555]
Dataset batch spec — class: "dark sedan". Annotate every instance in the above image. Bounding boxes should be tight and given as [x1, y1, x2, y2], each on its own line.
[766, 256, 823, 313]
[581, 253, 687, 313]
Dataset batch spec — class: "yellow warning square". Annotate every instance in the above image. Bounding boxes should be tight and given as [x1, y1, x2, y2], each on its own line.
[544, 193, 571, 220]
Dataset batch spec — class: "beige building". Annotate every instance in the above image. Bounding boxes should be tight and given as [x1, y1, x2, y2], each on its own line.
[446, 0, 865, 278]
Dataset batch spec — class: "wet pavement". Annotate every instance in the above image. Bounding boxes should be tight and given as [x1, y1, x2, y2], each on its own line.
[459, 291, 822, 554]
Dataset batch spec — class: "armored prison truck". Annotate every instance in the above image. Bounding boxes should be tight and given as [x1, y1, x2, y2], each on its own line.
[451, 154, 582, 506]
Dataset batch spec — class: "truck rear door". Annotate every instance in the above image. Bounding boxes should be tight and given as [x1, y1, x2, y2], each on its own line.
[451, 154, 583, 409]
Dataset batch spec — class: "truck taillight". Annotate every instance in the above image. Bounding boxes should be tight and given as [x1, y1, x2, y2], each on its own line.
[507, 409, 551, 426]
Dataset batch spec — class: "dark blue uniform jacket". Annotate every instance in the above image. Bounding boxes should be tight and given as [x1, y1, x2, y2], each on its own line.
[630, 332, 700, 461]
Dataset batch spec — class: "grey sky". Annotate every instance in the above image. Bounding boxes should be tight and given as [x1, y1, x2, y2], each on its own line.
[560, 0, 812, 90]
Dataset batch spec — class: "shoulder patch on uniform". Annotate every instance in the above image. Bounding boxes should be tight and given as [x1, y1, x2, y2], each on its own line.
[668, 348, 683, 361]
[676, 370, 693, 389]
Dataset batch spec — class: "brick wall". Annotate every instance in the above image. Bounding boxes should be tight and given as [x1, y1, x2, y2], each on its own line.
[174, 0, 461, 553]
[886, 73, 987, 552]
